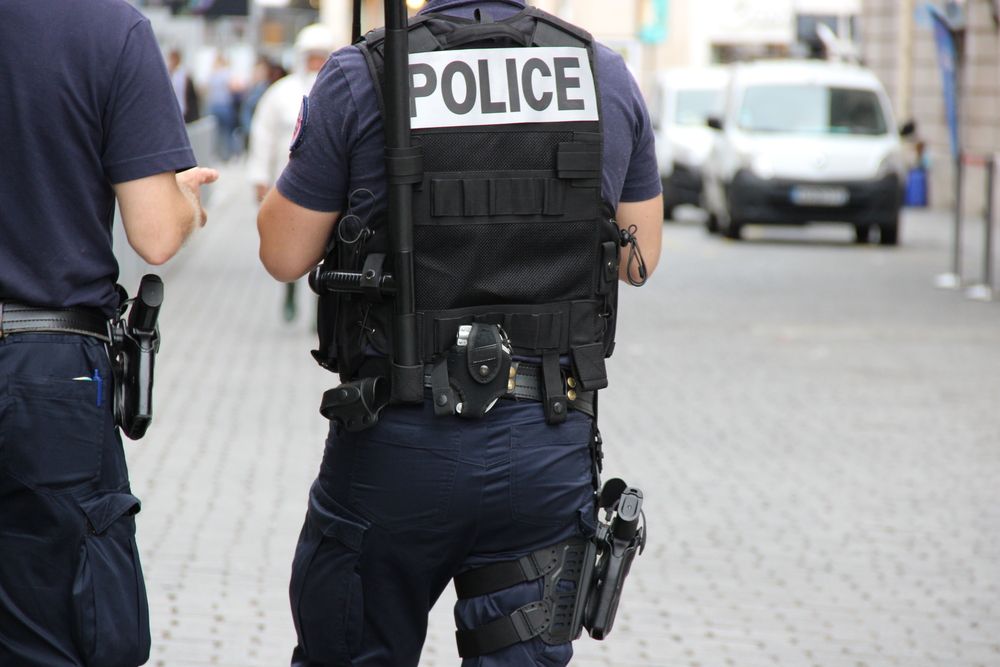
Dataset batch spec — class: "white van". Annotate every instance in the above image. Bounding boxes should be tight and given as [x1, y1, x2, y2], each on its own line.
[651, 67, 729, 219]
[701, 60, 914, 244]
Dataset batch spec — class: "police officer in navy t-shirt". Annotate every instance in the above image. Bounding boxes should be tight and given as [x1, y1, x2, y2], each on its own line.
[258, 1, 662, 665]
[0, 2, 217, 665]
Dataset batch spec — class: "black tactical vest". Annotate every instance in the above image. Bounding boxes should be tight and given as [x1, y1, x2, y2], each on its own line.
[313, 7, 621, 396]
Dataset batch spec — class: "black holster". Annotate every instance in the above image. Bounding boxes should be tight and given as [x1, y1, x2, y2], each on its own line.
[319, 376, 391, 432]
[111, 275, 163, 440]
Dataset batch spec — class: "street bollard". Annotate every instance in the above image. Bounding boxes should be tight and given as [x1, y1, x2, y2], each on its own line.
[935, 152, 964, 289]
[966, 155, 995, 301]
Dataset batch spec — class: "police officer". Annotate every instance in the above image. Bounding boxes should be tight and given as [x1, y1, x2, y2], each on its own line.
[248, 23, 337, 323]
[257, 1, 662, 665]
[0, 2, 217, 665]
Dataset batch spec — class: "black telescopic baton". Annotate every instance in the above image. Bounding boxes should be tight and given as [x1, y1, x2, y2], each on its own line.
[384, 0, 424, 403]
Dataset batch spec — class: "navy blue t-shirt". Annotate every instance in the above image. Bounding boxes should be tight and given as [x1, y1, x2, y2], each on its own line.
[0, 0, 196, 318]
[277, 0, 660, 215]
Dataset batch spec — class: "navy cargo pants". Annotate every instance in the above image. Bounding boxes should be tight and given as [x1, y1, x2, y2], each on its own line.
[289, 398, 597, 667]
[0, 334, 149, 667]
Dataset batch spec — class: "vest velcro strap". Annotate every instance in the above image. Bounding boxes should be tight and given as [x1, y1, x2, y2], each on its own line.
[385, 146, 424, 184]
[455, 602, 549, 658]
[557, 142, 601, 180]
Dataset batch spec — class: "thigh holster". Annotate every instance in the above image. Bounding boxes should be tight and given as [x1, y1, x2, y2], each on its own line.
[453, 537, 596, 658]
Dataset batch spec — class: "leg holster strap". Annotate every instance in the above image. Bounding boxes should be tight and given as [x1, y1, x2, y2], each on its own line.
[452, 537, 596, 657]
[454, 544, 562, 600]
[455, 602, 549, 658]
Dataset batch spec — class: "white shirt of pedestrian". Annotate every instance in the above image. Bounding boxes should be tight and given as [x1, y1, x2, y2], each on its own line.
[408, 47, 598, 129]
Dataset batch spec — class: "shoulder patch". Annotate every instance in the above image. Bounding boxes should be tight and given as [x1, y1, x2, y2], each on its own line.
[289, 95, 309, 153]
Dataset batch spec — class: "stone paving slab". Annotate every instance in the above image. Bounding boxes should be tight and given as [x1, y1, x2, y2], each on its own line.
[127, 164, 1000, 666]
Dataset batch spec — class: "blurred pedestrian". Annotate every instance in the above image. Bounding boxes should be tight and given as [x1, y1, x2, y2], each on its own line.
[248, 24, 336, 323]
[0, 1, 217, 666]
[168, 48, 200, 123]
[207, 52, 240, 160]
[240, 55, 275, 150]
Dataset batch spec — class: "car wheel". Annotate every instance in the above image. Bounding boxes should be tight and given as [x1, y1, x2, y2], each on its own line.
[879, 218, 900, 246]
[854, 224, 870, 244]
[723, 219, 742, 240]
[705, 213, 720, 234]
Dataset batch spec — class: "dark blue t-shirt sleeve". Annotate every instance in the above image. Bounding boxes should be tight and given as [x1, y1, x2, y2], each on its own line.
[619, 67, 661, 204]
[102, 19, 195, 184]
[277, 50, 370, 213]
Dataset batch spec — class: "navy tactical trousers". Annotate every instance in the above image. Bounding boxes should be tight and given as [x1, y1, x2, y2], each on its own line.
[0, 334, 149, 667]
[289, 398, 597, 667]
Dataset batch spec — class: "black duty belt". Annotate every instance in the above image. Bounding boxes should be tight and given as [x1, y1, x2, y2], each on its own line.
[0, 303, 111, 343]
[422, 361, 595, 418]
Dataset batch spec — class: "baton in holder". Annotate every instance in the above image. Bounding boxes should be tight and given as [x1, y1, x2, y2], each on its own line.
[309, 0, 424, 431]
[111, 274, 163, 440]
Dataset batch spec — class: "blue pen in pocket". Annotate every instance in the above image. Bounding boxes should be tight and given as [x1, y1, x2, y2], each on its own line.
[92, 369, 103, 407]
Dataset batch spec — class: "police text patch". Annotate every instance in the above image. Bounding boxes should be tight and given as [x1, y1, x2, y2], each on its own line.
[408, 47, 598, 130]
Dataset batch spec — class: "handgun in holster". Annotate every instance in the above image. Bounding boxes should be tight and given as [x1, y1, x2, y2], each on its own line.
[111, 274, 163, 440]
[584, 479, 646, 639]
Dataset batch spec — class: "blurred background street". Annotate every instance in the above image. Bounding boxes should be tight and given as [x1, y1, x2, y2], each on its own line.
[122, 161, 1000, 667]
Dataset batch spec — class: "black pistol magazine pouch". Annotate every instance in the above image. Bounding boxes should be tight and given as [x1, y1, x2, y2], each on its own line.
[316, 7, 621, 410]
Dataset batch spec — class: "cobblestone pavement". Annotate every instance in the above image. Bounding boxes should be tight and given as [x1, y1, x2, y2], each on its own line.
[129, 164, 1000, 667]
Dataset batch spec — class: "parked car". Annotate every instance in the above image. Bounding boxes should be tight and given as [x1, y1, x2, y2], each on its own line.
[651, 67, 729, 219]
[702, 60, 915, 244]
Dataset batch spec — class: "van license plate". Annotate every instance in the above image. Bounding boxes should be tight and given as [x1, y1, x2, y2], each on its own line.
[789, 186, 849, 207]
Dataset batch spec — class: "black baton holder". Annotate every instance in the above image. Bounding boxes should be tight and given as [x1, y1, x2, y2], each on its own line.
[320, 376, 391, 432]
[308, 0, 424, 431]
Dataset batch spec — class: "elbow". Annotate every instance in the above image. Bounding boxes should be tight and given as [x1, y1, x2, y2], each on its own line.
[259, 244, 306, 283]
[129, 230, 184, 266]
[139, 249, 174, 266]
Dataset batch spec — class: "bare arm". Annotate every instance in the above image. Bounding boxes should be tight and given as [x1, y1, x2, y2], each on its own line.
[616, 194, 663, 283]
[114, 167, 219, 265]
[257, 187, 339, 283]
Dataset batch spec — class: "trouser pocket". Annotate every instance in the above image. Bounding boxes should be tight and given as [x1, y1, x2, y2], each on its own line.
[72, 492, 150, 667]
[290, 481, 369, 665]
[1, 374, 104, 491]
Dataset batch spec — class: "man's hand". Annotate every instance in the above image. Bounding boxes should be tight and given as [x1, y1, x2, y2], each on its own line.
[177, 167, 220, 227]
[254, 183, 269, 204]
[115, 167, 220, 265]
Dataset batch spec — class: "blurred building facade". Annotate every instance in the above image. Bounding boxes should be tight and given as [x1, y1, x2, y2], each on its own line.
[318, 1, 861, 90]
[861, 0, 1000, 210]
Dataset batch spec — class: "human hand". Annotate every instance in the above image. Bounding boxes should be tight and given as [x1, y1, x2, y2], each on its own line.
[176, 167, 220, 227]
[255, 183, 269, 204]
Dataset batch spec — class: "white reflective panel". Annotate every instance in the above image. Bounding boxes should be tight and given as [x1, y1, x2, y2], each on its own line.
[408, 47, 598, 129]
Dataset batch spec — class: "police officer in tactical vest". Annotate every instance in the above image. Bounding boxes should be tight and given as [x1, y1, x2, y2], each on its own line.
[0, 2, 217, 665]
[258, 1, 662, 665]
